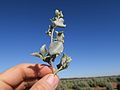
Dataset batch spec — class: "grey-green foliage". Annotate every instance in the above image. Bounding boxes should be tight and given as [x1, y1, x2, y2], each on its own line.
[49, 41, 63, 55]
[108, 77, 117, 82]
[87, 79, 96, 87]
[96, 79, 107, 87]
[57, 76, 120, 90]
[77, 80, 89, 87]
[89, 78, 107, 87]
[76, 87, 93, 90]
[32, 9, 72, 75]
[57, 54, 72, 70]
[56, 84, 68, 90]
[106, 83, 113, 90]
[117, 77, 120, 82]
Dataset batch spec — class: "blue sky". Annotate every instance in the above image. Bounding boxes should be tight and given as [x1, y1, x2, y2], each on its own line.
[0, 0, 120, 78]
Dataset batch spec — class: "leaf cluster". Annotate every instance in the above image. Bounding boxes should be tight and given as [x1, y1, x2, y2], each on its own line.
[32, 9, 72, 75]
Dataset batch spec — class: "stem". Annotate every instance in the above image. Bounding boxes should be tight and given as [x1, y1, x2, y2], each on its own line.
[53, 66, 63, 76]
[49, 57, 54, 73]
[51, 28, 54, 43]
[50, 25, 56, 43]
[49, 25, 57, 74]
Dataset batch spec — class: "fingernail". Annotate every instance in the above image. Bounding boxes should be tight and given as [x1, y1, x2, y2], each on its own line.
[46, 74, 59, 88]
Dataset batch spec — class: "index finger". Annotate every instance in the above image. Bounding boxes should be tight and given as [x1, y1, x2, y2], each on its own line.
[0, 63, 54, 88]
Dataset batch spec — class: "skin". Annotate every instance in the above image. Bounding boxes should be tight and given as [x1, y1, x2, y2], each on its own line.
[0, 63, 59, 90]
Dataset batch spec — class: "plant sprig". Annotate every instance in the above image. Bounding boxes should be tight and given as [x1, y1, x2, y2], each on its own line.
[32, 9, 72, 75]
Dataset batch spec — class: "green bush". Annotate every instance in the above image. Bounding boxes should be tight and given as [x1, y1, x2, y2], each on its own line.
[93, 78, 108, 87]
[57, 76, 120, 90]
[56, 84, 68, 90]
[77, 81, 89, 87]
[66, 80, 74, 89]
[108, 77, 117, 82]
[56, 80, 69, 90]
[87, 79, 96, 87]
[73, 87, 93, 90]
[106, 83, 113, 90]
[117, 77, 120, 82]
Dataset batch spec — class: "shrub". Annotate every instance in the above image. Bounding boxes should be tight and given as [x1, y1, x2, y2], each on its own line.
[117, 77, 120, 82]
[66, 80, 74, 89]
[106, 83, 113, 90]
[93, 78, 108, 87]
[74, 87, 93, 90]
[87, 79, 96, 87]
[108, 77, 117, 82]
[77, 81, 89, 87]
[56, 84, 68, 90]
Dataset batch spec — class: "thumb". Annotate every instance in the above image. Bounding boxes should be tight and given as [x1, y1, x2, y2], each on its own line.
[30, 74, 59, 90]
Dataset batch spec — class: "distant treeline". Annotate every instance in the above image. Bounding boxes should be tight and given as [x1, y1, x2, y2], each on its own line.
[56, 75, 120, 90]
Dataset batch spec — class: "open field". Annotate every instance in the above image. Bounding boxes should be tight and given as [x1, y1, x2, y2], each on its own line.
[57, 75, 120, 90]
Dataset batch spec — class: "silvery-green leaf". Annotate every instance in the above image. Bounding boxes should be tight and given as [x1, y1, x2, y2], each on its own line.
[57, 54, 72, 70]
[40, 44, 48, 56]
[52, 18, 66, 28]
[31, 52, 44, 59]
[49, 41, 64, 55]
[55, 9, 64, 18]
[60, 11, 63, 18]
[55, 9, 59, 16]
[55, 31, 64, 43]
[31, 52, 51, 63]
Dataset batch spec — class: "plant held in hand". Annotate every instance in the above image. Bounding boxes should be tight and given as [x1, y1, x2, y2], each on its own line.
[32, 9, 72, 75]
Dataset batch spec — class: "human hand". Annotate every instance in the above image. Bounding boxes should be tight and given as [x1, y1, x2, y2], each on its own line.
[0, 64, 59, 90]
